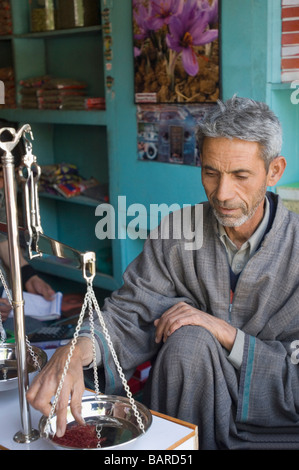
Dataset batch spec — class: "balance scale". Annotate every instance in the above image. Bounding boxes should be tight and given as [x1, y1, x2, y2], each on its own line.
[0, 125, 152, 450]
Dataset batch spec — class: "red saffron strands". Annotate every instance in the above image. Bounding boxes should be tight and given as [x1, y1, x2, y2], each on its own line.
[52, 423, 106, 449]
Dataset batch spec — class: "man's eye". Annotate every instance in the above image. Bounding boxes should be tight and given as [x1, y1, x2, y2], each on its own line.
[236, 175, 248, 180]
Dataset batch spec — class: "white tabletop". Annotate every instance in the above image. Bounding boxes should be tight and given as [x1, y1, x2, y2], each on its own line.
[0, 386, 197, 450]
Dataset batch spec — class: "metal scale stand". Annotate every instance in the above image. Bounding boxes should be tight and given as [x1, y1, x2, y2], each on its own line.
[0, 125, 147, 447]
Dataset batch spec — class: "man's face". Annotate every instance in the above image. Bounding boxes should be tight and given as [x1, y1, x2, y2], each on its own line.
[201, 137, 269, 227]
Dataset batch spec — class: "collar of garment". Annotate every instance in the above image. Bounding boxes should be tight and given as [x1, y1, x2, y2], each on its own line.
[218, 197, 270, 274]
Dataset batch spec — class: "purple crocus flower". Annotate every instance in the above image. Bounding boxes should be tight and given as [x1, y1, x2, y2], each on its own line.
[133, 3, 153, 41]
[166, 3, 218, 76]
[210, 0, 219, 24]
[200, 0, 219, 25]
[147, 0, 184, 31]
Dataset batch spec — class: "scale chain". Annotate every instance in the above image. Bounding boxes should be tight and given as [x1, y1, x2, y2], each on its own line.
[44, 279, 145, 438]
[0, 267, 41, 372]
[44, 290, 90, 434]
[89, 286, 145, 433]
[0, 266, 7, 343]
[87, 292, 100, 397]
[0, 296, 7, 378]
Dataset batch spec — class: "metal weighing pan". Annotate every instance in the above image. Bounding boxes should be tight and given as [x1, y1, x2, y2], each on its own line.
[39, 394, 152, 450]
[0, 343, 47, 392]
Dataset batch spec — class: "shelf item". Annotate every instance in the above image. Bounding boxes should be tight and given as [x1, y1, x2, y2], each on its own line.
[19, 75, 106, 111]
[38, 162, 109, 204]
[0, 0, 12, 36]
[30, 0, 55, 33]
[55, 0, 100, 30]
[0, 66, 15, 108]
[19, 75, 51, 109]
[20, 76, 88, 110]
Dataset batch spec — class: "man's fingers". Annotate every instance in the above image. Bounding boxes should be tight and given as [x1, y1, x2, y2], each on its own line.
[69, 373, 85, 422]
[155, 303, 198, 343]
[26, 374, 56, 418]
[55, 401, 69, 438]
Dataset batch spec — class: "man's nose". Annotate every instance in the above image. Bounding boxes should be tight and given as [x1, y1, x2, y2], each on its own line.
[214, 175, 235, 202]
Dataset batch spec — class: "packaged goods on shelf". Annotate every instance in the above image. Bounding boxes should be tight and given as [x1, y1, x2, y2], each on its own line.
[30, 0, 55, 32]
[19, 75, 51, 108]
[0, 67, 16, 108]
[19, 76, 85, 109]
[19, 75, 51, 88]
[85, 97, 106, 110]
[39, 163, 109, 203]
[19, 88, 39, 109]
[39, 163, 82, 195]
[41, 78, 87, 90]
[19, 75, 105, 110]
[39, 95, 86, 110]
[38, 78, 87, 109]
[0, 0, 12, 35]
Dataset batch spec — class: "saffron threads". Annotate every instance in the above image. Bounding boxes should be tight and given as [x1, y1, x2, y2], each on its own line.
[52, 423, 106, 449]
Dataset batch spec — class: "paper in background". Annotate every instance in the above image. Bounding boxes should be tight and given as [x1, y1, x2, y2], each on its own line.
[2, 290, 62, 321]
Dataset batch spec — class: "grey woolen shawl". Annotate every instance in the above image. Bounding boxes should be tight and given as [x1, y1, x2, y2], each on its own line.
[80, 192, 299, 449]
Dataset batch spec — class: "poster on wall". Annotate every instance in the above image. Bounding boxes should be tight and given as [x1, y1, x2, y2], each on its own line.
[137, 103, 213, 166]
[133, 0, 220, 104]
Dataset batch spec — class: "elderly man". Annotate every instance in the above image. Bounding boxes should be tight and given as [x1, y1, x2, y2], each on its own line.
[27, 96, 299, 449]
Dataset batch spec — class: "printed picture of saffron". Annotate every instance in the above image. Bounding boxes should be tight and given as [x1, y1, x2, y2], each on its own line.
[133, 0, 220, 104]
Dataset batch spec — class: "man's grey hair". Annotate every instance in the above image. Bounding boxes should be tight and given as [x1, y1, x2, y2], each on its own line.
[197, 96, 283, 169]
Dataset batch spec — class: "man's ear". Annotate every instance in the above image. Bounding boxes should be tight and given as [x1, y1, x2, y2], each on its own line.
[267, 156, 287, 187]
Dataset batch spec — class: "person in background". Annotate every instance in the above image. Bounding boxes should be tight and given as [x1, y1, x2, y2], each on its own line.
[0, 237, 55, 323]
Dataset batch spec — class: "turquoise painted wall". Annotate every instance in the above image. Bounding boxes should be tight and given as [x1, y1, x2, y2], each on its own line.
[108, 0, 299, 267]
[221, 0, 268, 102]
[110, 0, 298, 214]
[222, 0, 299, 186]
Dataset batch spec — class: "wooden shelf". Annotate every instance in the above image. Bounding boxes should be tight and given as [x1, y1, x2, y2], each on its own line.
[0, 35, 13, 40]
[15, 25, 102, 39]
[0, 108, 106, 126]
[269, 82, 293, 91]
[39, 191, 103, 208]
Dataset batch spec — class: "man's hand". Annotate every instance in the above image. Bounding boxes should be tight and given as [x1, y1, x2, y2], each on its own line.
[25, 274, 55, 301]
[154, 302, 237, 351]
[27, 337, 94, 437]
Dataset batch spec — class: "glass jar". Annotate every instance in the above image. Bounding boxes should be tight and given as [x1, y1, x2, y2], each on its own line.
[56, 0, 99, 30]
[29, 0, 55, 32]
